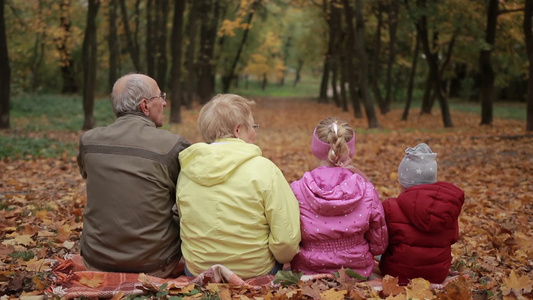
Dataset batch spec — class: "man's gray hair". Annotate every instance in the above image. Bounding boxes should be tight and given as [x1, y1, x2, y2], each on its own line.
[111, 75, 155, 116]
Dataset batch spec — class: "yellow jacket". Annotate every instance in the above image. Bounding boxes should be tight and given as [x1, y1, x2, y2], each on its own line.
[177, 138, 301, 278]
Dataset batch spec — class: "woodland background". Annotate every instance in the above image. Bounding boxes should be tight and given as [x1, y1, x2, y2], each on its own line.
[0, 0, 532, 299]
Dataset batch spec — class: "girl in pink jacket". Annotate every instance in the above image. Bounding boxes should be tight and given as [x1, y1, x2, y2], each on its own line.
[290, 117, 388, 277]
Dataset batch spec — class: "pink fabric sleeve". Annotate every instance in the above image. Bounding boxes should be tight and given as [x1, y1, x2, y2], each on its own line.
[364, 188, 389, 255]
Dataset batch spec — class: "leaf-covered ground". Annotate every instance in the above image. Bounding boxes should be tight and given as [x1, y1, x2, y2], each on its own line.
[0, 97, 532, 299]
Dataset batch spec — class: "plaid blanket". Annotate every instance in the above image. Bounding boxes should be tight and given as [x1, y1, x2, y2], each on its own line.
[48, 254, 458, 299]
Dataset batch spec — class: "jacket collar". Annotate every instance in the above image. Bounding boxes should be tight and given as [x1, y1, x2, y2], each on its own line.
[116, 111, 156, 127]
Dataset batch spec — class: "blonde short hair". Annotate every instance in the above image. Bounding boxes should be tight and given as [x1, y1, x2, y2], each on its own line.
[198, 94, 256, 143]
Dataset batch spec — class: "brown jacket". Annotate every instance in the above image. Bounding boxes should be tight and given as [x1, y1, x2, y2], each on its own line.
[77, 112, 190, 273]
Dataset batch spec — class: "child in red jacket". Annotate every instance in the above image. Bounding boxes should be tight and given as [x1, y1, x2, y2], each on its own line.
[378, 143, 465, 285]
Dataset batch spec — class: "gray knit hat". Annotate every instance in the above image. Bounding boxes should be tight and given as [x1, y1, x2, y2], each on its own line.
[398, 143, 438, 188]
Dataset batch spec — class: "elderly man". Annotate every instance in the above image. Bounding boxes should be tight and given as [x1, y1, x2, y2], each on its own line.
[77, 73, 190, 277]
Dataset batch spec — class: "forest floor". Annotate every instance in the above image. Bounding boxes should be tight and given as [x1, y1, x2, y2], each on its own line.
[0, 97, 532, 299]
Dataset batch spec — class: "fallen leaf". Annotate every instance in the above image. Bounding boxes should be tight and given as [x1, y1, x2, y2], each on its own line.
[382, 275, 406, 297]
[501, 270, 533, 297]
[79, 273, 104, 288]
[320, 288, 347, 300]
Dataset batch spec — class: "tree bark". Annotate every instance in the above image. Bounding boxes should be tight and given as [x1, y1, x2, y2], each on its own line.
[342, 0, 363, 118]
[384, 0, 399, 114]
[355, 0, 379, 128]
[479, 0, 498, 125]
[156, 0, 169, 89]
[169, 0, 185, 123]
[197, 0, 219, 104]
[330, 0, 341, 107]
[82, 0, 100, 130]
[319, 0, 336, 103]
[221, 8, 255, 93]
[146, 0, 155, 77]
[524, 0, 533, 131]
[184, 0, 199, 108]
[119, 0, 142, 72]
[371, 1, 385, 113]
[108, 0, 120, 92]
[0, 0, 10, 129]
[57, 0, 78, 94]
[402, 33, 419, 121]
[416, 9, 453, 127]
[293, 59, 303, 87]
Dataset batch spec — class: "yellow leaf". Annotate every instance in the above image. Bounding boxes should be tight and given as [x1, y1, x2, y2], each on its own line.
[320, 289, 347, 300]
[79, 273, 104, 288]
[217, 285, 232, 300]
[13, 235, 34, 246]
[501, 270, 533, 296]
[405, 278, 433, 300]
[25, 258, 49, 272]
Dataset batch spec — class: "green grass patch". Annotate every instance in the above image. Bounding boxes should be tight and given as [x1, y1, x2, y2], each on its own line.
[11, 94, 116, 131]
[9, 251, 35, 261]
[0, 134, 77, 159]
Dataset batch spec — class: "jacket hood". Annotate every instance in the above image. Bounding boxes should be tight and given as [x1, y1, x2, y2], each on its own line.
[298, 166, 369, 216]
[397, 181, 465, 233]
[179, 138, 262, 187]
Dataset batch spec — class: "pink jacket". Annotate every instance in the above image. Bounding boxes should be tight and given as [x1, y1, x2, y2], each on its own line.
[290, 166, 388, 277]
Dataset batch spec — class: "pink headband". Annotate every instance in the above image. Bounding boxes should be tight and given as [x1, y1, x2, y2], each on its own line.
[311, 127, 355, 161]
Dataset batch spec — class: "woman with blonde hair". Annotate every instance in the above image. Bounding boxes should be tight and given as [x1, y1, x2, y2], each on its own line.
[290, 117, 388, 278]
[176, 94, 301, 278]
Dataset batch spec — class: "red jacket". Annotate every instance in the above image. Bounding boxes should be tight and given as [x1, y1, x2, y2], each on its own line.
[378, 182, 464, 284]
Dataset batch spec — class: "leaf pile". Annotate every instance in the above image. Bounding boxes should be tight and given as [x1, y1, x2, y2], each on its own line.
[0, 97, 532, 299]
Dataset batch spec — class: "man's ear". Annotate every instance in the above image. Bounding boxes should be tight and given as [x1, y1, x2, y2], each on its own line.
[139, 99, 149, 114]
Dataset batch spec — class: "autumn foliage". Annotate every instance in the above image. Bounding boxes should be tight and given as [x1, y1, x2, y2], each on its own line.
[0, 97, 532, 298]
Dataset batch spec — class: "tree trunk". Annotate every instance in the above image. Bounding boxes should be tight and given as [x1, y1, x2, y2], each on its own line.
[221, 10, 254, 93]
[318, 56, 330, 103]
[146, 0, 155, 77]
[197, 0, 219, 104]
[480, 0, 498, 125]
[156, 0, 169, 89]
[330, 59, 341, 107]
[108, 0, 120, 92]
[119, 0, 142, 72]
[261, 73, 267, 90]
[384, 0, 399, 114]
[355, 0, 379, 128]
[371, 0, 385, 113]
[0, 0, 10, 129]
[30, 1, 46, 92]
[169, 0, 186, 123]
[330, 0, 341, 107]
[524, 0, 533, 131]
[82, 0, 100, 130]
[402, 33, 419, 121]
[342, 0, 363, 118]
[293, 59, 303, 87]
[279, 36, 292, 86]
[184, 0, 199, 108]
[57, 0, 78, 94]
[416, 10, 453, 127]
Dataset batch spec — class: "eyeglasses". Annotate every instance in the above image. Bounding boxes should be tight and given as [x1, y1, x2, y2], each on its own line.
[146, 92, 166, 101]
[252, 123, 259, 130]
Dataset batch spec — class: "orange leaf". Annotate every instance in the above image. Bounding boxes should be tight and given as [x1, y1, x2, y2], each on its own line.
[382, 275, 406, 297]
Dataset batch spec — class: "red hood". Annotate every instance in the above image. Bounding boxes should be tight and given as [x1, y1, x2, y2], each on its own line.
[396, 182, 464, 233]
